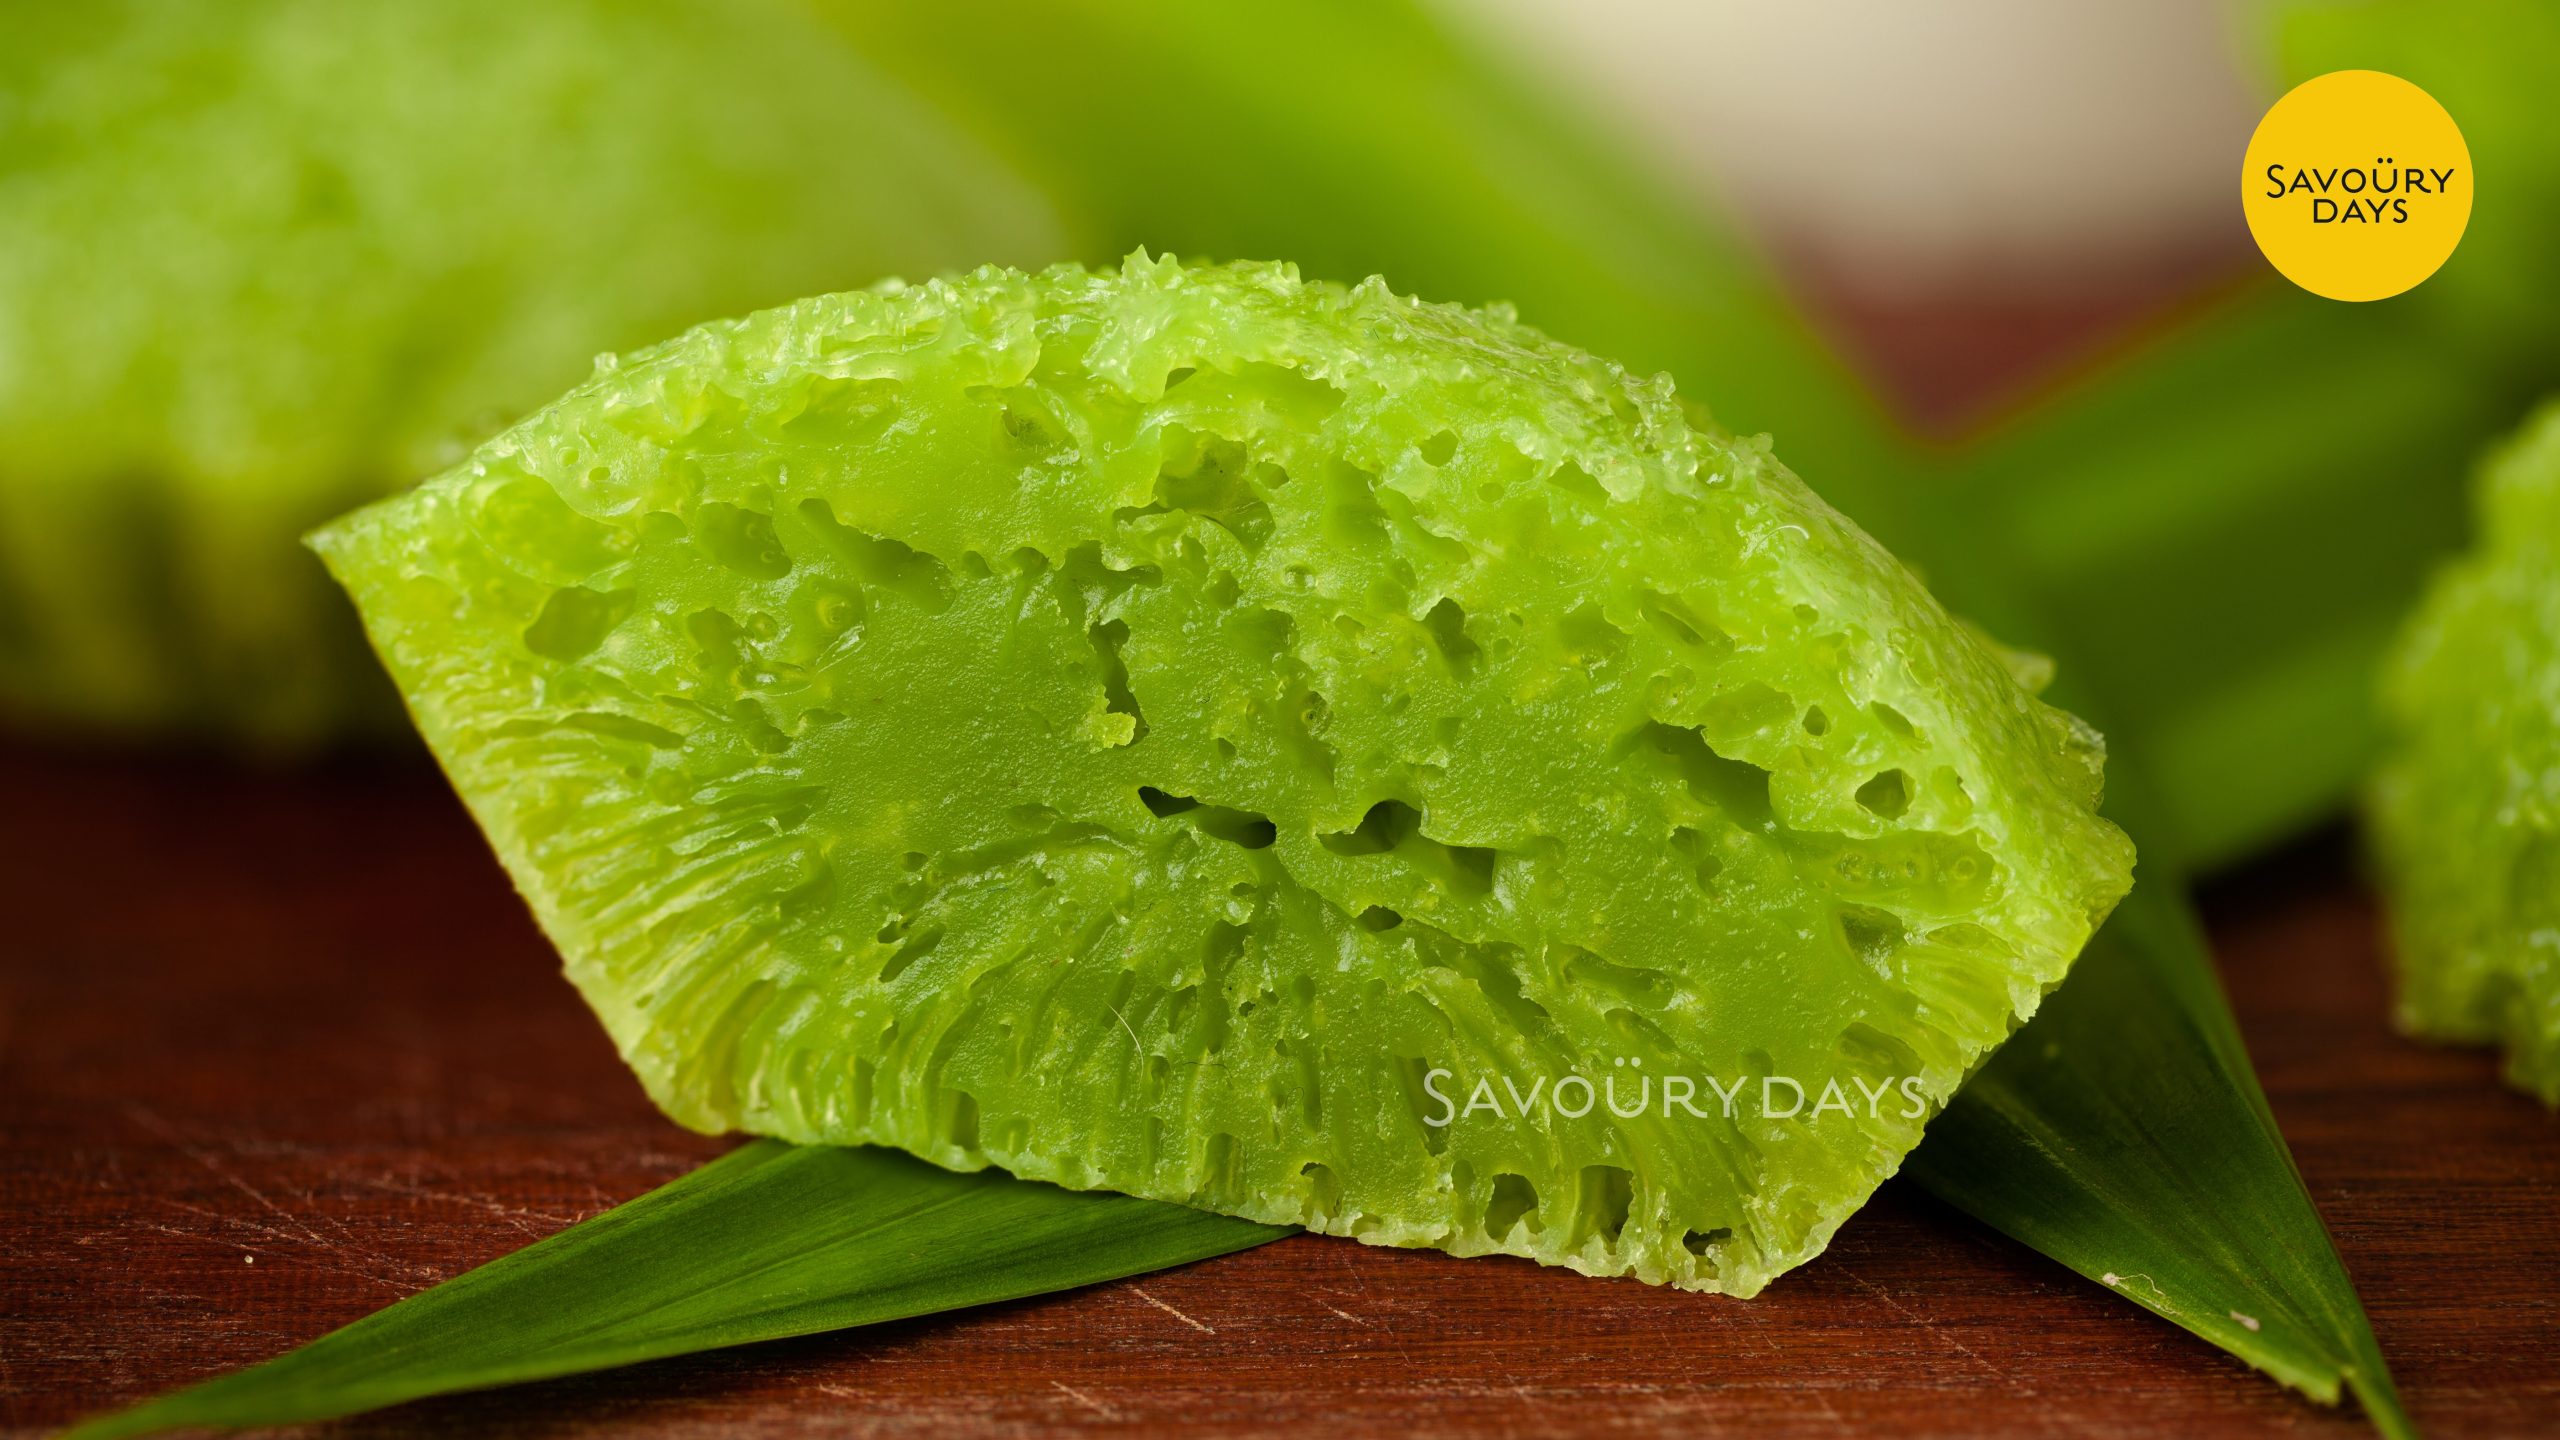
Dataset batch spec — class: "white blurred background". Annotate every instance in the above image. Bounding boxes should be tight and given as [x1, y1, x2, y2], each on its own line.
[1462, 0, 2267, 292]
[1456, 0, 2276, 426]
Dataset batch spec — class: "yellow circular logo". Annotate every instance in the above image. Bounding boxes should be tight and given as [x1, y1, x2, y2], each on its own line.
[2242, 69, 2471, 302]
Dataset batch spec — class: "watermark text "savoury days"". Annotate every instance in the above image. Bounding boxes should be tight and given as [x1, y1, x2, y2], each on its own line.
[1422, 1059, 1926, 1127]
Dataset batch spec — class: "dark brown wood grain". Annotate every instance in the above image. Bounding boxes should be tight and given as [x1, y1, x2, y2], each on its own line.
[0, 736, 2553, 1440]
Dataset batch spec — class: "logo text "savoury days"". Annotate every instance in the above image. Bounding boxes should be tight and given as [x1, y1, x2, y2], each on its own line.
[2260, 160, 2457, 225]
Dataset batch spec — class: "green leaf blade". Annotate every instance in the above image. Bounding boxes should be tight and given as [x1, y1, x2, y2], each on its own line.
[1913, 882, 2410, 1437]
[67, 1141, 1287, 1440]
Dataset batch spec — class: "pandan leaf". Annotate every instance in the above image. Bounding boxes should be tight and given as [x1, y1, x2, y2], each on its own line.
[65, 1140, 1286, 1440]
[1909, 881, 2411, 1434]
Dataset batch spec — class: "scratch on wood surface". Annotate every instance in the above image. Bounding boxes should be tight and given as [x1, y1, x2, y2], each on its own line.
[1049, 1380, 1118, 1419]
[359, 1174, 578, 1235]
[1311, 1294, 1370, 1325]
[1331, 1240, 1422, 1365]
[125, 1105, 433, 1294]
[1837, 1263, 2018, 1390]
[125, 1104, 335, 1251]
[1127, 1285, 1215, 1335]
[149, 1199, 421, 1295]
[1716, 1293, 1850, 1429]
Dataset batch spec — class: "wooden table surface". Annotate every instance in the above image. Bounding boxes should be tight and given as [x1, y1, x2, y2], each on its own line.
[1, 732, 2555, 1439]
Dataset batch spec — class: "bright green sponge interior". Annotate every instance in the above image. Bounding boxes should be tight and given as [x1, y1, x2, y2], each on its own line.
[0, 0, 1056, 743]
[316, 256, 2134, 1294]
[2372, 401, 2560, 1105]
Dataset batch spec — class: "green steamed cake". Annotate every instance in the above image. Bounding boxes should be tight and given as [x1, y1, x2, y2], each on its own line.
[2371, 402, 2560, 1105]
[0, 0, 1057, 743]
[315, 256, 2136, 1293]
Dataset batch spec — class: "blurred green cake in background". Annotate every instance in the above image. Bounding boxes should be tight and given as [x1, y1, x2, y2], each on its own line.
[2371, 403, 2560, 1105]
[0, 0, 1058, 744]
